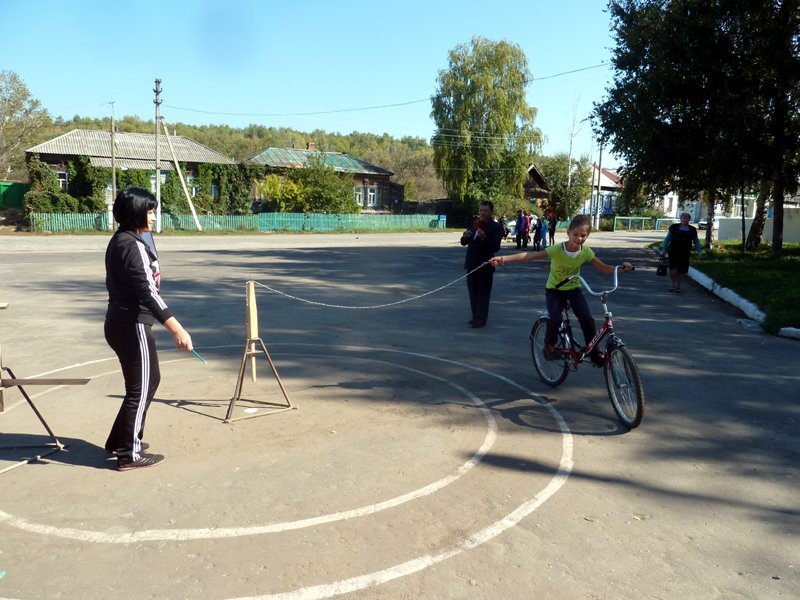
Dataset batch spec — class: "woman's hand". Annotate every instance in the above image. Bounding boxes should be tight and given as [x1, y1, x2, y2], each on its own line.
[621, 262, 634, 272]
[489, 256, 505, 267]
[174, 329, 193, 351]
[164, 317, 193, 351]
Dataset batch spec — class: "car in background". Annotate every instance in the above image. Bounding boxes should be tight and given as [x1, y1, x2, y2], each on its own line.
[697, 218, 719, 230]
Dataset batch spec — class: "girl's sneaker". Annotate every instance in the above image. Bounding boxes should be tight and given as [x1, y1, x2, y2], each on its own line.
[543, 344, 562, 361]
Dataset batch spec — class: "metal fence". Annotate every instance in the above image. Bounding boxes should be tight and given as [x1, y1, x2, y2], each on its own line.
[29, 212, 447, 233]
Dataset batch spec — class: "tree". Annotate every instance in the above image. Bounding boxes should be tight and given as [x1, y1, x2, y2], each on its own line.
[0, 71, 51, 180]
[594, 0, 800, 255]
[536, 153, 592, 219]
[288, 155, 359, 213]
[430, 36, 541, 209]
[255, 173, 303, 212]
[362, 139, 445, 201]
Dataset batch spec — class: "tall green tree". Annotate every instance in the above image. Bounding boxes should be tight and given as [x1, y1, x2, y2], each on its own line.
[430, 37, 541, 209]
[594, 0, 800, 255]
[0, 71, 50, 181]
[536, 153, 592, 219]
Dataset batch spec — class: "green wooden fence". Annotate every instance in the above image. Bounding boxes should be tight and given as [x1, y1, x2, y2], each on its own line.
[29, 212, 447, 233]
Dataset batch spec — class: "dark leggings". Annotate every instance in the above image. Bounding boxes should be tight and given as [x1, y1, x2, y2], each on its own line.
[104, 320, 160, 460]
[545, 288, 597, 348]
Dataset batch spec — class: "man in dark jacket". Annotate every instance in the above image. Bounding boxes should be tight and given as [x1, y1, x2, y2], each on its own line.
[460, 201, 503, 328]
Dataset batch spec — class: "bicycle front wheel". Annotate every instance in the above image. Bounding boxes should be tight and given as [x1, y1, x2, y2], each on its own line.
[530, 318, 568, 387]
[604, 345, 645, 428]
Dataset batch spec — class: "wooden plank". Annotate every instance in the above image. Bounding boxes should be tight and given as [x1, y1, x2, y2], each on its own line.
[0, 302, 9, 309]
[0, 378, 90, 388]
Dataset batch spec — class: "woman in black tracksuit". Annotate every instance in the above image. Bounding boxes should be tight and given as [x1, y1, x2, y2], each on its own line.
[104, 187, 193, 471]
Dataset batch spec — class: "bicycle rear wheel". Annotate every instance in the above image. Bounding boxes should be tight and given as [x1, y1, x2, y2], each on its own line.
[530, 317, 568, 387]
[604, 345, 645, 428]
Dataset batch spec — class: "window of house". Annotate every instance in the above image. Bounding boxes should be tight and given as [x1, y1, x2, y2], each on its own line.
[186, 175, 197, 197]
[354, 187, 363, 206]
[149, 172, 167, 193]
[367, 186, 377, 208]
[56, 171, 68, 191]
[211, 182, 219, 199]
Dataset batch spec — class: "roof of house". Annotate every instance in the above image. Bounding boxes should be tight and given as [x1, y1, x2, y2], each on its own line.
[526, 163, 550, 189]
[26, 129, 236, 170]
[524, 162, 551, 198]
[593, 164, 623, 189]
[245, 147, 393, 176]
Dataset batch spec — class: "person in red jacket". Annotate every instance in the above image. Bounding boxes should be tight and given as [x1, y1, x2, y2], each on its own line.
[104, 187, 193, 471]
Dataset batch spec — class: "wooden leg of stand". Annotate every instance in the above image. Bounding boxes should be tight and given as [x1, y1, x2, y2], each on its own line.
[250, 341, 257, 382]
[225, 340, 253, 422]
[257, 339, 292, 408]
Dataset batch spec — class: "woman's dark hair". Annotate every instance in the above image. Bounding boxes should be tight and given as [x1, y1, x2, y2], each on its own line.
[113, 187, 157, 230]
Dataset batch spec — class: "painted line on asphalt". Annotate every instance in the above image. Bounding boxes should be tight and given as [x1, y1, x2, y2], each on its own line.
[0, 351, 497, 542]
[1, 345, 574, 600]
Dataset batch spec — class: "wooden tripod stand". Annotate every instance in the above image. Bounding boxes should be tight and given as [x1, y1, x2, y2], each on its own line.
[224, 281, 294, 422]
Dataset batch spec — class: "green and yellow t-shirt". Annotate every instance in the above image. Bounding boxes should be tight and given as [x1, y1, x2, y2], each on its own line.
[545, 243, 595, 290]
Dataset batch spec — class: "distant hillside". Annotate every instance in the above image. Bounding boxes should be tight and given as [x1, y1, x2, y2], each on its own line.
[32, 115, 445, 201]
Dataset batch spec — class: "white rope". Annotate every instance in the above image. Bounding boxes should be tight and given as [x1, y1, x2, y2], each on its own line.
[253, 261, 492, 310]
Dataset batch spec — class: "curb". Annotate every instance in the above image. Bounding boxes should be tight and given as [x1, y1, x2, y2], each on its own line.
[686, 266, 800, 340]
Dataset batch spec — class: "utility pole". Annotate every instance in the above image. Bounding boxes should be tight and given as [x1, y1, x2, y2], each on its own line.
[110, 102, 116, 199]
[566, 103, 583, 190]
[108, 101, 116, 230]
[594, 141, 604, 230]
[154, 78, 162, 233]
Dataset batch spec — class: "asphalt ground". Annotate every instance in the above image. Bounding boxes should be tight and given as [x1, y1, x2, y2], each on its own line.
[0, 231, 798, 600]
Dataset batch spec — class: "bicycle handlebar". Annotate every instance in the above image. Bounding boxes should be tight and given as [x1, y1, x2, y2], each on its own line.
[554, 264, 634, 296]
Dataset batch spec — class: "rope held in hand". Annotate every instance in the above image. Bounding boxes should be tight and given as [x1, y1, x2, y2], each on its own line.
[252, 261, 492, 310]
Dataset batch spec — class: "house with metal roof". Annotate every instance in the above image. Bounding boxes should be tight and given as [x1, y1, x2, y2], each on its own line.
[245, 143, 403, 212]
[26, 129, 235, 194]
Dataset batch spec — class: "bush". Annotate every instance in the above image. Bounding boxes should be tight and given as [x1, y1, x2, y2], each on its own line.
[22, 190, 79, 222]
[78, 195, 107, 212]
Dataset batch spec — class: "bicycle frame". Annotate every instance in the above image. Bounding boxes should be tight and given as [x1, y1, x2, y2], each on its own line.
[555, 266, 626, 370]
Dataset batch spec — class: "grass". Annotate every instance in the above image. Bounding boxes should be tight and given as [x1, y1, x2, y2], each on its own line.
[693, 242, 800, 333]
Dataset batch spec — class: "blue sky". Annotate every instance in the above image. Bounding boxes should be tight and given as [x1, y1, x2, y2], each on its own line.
[4, 0, 619, 167]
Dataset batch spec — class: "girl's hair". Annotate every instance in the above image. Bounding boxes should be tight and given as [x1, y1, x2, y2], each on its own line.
[567, 214, 592, 231]
[113, 187, 157, 230]
[680, 212, 691, 219]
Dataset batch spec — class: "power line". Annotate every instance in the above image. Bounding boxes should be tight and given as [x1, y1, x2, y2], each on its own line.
[163, 98, 430, 118]
[53, 80, 152, 114]
[161, 62, 609, 119]
[532, 62, 608, 81]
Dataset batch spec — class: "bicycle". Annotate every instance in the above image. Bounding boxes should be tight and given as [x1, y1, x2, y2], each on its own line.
[529, 265, 645, 429]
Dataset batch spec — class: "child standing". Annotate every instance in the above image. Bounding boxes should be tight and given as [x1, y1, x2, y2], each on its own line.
[490, 214, 633, 364]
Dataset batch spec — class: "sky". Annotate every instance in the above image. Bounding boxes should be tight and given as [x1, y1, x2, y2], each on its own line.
[3, 0, 619, 167]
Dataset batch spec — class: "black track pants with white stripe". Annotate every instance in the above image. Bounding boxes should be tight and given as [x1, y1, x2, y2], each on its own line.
[104, 320, 161, 461]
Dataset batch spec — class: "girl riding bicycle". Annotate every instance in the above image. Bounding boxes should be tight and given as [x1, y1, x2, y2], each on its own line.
[490, 214, 633, 365]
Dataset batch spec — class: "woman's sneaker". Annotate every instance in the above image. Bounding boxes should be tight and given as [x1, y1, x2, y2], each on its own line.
[117, 452, 165, 471]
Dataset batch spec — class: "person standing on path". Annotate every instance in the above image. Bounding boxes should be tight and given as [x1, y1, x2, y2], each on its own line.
[104, 187, 194, 471]
[540, 216, 549, 249]
[514, 209, 525, 249]
[548, 212, 558, 247]
[661, 212, 702, 293]
[460, 200, 503, 328]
